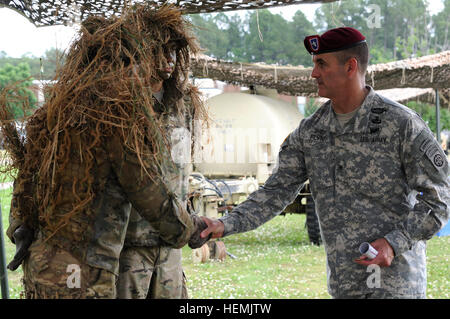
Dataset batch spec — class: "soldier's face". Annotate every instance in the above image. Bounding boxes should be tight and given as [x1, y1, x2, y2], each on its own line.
[311, 53, 347, 99]
[157, 44, 177, 81]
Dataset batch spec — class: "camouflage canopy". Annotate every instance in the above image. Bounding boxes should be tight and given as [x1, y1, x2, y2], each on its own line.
[191, 51, 450, 96]
[0, 0, 337, 27]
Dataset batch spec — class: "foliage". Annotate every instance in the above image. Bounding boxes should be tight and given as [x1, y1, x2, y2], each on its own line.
[1, 187, 24, 299]
[304, 98, 320, 117]
[0, 48, 66, 81]
[0, 63, 37, 119]
[406, 101, 450, 134]
[187, 0, 448, 66]
[244, 10, 291, 64]
[288, 11, 317, 67]
[314, 0, 438, 60]
[432, 0, 450, 52]
[189, 14, 230, 60]
[369, 45, 395, 64]
[188, 9, 316, 67]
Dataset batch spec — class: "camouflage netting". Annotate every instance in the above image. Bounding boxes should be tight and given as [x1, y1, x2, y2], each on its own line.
[190, 51, 450, 96]
[0, 4, 207, 242]
[0, 0, 338, 27]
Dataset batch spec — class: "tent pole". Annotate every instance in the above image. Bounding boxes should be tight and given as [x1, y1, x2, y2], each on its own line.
[436, 89, 441, 144]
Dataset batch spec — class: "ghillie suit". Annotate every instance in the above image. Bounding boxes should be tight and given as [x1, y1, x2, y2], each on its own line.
[116, 85, 200, 299]
[0, 4, 209, 298]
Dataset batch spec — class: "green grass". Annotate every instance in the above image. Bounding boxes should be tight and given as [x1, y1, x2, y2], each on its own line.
[182, 214, 450, 299]
[0, 187, 23, 299]
[181, 214, 329, 298]
[1, 185, 449, 299]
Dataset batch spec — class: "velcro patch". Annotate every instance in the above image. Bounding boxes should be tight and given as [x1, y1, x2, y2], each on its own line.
[433, 153, 445, 168]
[419, 138, 432, 153]
[414, 129, 447, 170]
[309, 133, 326, 143]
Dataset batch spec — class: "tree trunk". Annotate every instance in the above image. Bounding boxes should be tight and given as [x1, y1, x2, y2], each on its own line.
[444, 20, 449, 51]
[393, 23, 398, 60]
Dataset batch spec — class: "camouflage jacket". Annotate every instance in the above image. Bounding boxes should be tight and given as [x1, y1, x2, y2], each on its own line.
[219, 86, 450, 298]
[7, 99, 195, 276]
[124, 87, 194, 247]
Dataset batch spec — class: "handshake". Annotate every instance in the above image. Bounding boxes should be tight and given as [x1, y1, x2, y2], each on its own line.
[7, 212, 225, 272]
[188, 215, 225, 249]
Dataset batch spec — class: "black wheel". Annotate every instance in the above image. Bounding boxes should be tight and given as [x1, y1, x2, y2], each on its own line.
[305, 196, 321, 245]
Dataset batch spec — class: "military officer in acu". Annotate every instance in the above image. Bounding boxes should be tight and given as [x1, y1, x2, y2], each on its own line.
[193, 27, 450, 299]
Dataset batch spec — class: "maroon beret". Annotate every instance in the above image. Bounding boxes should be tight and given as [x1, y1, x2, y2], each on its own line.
[304, 27, 366, 55]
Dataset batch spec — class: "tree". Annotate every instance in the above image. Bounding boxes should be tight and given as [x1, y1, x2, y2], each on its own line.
[0, 63, 37, 119]
[314, 0, 435, 61]
[432, 0, 450, 52]
[188, 14, 230, 60]
[244, 10, 298, 65]
[224, 13, 247, 60]
[0, 48, 66, 80]
[187, 1, 445, 68]
[289, 10, 317, 67]
[313, 0, 367, 32]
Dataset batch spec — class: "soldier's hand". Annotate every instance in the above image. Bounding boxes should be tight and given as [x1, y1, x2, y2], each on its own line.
[7, 224, 34, 271]
[188, 214, 212, 249]
[354, 238, 395, 267]
[200, 216, 224, 239]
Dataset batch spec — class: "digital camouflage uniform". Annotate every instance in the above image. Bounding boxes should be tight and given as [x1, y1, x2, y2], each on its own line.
[6, 106, 195, 298]
[219, 86, 450, 299]
[117, 88, 193, 299]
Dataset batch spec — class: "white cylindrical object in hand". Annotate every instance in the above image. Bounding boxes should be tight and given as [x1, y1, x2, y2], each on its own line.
[359, 242, 378, 260]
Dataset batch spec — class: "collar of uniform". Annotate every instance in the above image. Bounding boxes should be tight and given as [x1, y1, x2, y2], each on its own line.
[313, 101, 339, 133]
[314, 86, 376, 135]
[348, 85, 377, 134]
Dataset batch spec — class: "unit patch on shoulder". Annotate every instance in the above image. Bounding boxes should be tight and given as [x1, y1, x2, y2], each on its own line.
[433, 154, 444, 168]
[414, 129, 447, 170]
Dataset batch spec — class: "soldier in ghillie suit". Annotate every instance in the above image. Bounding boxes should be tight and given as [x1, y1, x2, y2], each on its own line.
[0, 4, 208, 299]
[115, 11, 204, 298]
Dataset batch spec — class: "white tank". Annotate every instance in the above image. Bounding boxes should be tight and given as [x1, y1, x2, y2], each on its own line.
[194, 92, 304, 183]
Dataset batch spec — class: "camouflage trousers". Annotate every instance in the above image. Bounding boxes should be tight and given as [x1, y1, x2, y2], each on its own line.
[22, 237, 116, 299]
[116, 246, 187, 299]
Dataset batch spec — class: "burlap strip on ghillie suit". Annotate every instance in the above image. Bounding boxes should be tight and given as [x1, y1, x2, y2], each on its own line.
[0, 4, 208, 249]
